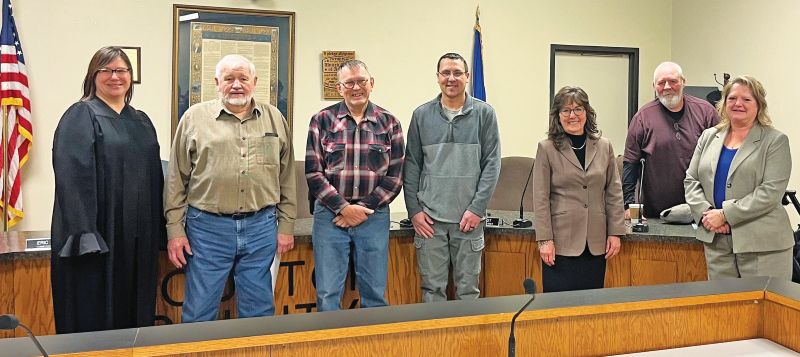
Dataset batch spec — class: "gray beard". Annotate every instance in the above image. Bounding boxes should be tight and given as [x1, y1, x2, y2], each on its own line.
[658, 92, 683, 110]
[221, 95, 251, 107]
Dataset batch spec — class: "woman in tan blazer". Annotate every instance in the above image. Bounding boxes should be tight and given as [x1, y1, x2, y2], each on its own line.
[533, 86, 625, 292]
[684, 75, 793, 280]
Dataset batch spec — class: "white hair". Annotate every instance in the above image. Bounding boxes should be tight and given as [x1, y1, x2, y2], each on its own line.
[215, 54, 256, 79]
[653, 61, 685, 83]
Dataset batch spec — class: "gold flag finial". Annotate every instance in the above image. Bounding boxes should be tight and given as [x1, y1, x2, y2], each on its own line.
[475, 5, 480, 23]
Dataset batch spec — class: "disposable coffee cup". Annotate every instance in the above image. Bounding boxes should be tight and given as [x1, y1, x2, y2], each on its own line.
[630, 204, 643, 224]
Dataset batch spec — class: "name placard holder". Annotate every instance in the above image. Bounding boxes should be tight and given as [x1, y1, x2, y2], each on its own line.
[25, 238, 51, 251]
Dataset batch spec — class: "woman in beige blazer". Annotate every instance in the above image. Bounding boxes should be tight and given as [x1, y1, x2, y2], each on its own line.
[533, 87, 626, 292]
[684, 75, 793, 280]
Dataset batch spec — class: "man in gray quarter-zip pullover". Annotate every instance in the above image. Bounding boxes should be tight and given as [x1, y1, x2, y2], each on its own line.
[404, 53, 501, 302]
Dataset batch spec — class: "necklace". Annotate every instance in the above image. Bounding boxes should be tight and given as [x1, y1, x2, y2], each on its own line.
[570, 141, 586, 150]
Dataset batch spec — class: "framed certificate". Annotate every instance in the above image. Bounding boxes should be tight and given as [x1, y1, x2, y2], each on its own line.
[120, 46, 141, 84]
[171, 5, 295, 136]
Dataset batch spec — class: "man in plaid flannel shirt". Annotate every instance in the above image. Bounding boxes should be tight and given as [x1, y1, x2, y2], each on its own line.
[305, 60, 404, 311]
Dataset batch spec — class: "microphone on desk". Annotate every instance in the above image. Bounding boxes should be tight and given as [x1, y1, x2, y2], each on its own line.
[0, 314, 49, 357]
[632, 158, 649, 233]
[508, 278, 536, 357]
[512, 160, 535, 228]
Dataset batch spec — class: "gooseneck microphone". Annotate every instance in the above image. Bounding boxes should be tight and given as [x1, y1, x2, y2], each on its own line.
[508, 278, 536, 357]
[512, 160, 535, 228]
[0, 314, 49, 357]
[632, 158, 649, 233]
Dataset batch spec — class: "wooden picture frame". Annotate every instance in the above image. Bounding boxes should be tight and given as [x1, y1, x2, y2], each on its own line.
[170, 5, 295, 137]
[321, 51, 355, 100]
[120, 46, 141, 84]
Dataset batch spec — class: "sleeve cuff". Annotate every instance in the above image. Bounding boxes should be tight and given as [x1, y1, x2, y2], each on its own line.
[721, 201, 736, 225]
[467, 205, 486, 218]
[609, 228, 627, 236]
[58, 232, 109, 257]
[406, 205, 423, 219]
[318, 194, 348, 215]
[278, 220, 295, 235]
[166, 223, 187, 240]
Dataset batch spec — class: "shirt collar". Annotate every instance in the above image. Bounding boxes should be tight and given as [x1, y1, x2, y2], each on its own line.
[213, 98, 262, 121]
[435, 93, 475, 115]
[335, 101, 379, 124]
[88, 97, 132, 117]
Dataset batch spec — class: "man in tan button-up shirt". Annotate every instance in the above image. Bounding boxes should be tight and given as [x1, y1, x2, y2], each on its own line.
[164, 54, 296, 323]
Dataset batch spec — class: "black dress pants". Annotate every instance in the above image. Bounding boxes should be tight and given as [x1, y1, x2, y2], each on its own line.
[542, 243, 606, 293]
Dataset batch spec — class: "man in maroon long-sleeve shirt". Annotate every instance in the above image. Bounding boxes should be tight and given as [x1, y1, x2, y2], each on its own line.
[623, 62, 719, 218]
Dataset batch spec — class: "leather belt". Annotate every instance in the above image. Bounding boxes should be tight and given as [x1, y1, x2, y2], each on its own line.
[205, 206, 271, 220]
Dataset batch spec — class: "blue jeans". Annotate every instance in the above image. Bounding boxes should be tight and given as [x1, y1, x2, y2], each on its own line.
[183, 206, 277, 322]
[312, 201, 389, 311]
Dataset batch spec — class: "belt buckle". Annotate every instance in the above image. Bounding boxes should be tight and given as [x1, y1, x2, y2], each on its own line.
[231, 212, 247, 220]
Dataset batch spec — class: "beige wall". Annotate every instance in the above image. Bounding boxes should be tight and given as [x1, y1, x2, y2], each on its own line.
[13, 0, 675, 231]
[672, 0, 800, 223]
[555, 53, 631, 154]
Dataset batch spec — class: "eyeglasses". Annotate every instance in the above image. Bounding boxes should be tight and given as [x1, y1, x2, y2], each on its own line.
[559, 107, 586, 116]
[97, 68, 131, 77]
[655, 79, 681, 88]
[437, 71, 466, 79]
[339, 79, 370, 89]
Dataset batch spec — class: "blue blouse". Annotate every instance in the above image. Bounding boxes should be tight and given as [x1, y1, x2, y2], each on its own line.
[714, 147, 738, 208]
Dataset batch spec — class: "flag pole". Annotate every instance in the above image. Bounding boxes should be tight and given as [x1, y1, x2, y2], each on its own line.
[2, 105, 8, 232]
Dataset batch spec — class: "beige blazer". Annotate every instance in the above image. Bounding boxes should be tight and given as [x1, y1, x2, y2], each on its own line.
[533, 137, 626, 256]
[684, 124, 794, 253]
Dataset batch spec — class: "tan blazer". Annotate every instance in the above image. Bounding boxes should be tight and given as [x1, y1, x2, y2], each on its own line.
[684, 124, 794, 253]
[533, 137, 626, 256]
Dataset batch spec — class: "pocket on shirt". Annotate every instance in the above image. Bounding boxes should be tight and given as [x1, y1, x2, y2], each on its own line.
[324, 143, 346, 173]
[367, 144, 390, 174]
[254, 135, 280, 165]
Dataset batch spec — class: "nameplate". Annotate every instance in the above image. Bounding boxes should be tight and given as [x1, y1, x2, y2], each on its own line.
[25, 238, 51, 251]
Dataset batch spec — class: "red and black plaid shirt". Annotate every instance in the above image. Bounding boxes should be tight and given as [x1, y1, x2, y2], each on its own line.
[305, 101, 404, 213]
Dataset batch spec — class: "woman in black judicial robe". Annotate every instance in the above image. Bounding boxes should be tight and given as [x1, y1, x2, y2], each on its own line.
[51, 46, 165, 333]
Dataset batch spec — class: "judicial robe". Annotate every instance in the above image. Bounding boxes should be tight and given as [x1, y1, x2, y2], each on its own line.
[51, 97, 165, 334]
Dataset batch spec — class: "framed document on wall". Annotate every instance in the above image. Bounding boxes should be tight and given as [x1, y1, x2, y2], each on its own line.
[171, 5, 295, 137]
[321, 51, 355, 100]
[120, 46, 141, 84]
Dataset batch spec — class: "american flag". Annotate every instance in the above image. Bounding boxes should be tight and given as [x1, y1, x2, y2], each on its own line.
[0, 0, 32, 228]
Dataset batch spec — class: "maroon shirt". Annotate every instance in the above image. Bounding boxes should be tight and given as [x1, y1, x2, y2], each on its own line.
[624, 95, 719, 217]
[305, 101, 404, 214]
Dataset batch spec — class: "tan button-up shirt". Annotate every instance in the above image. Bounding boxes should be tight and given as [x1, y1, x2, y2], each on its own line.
[164, 99, 296, 239]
